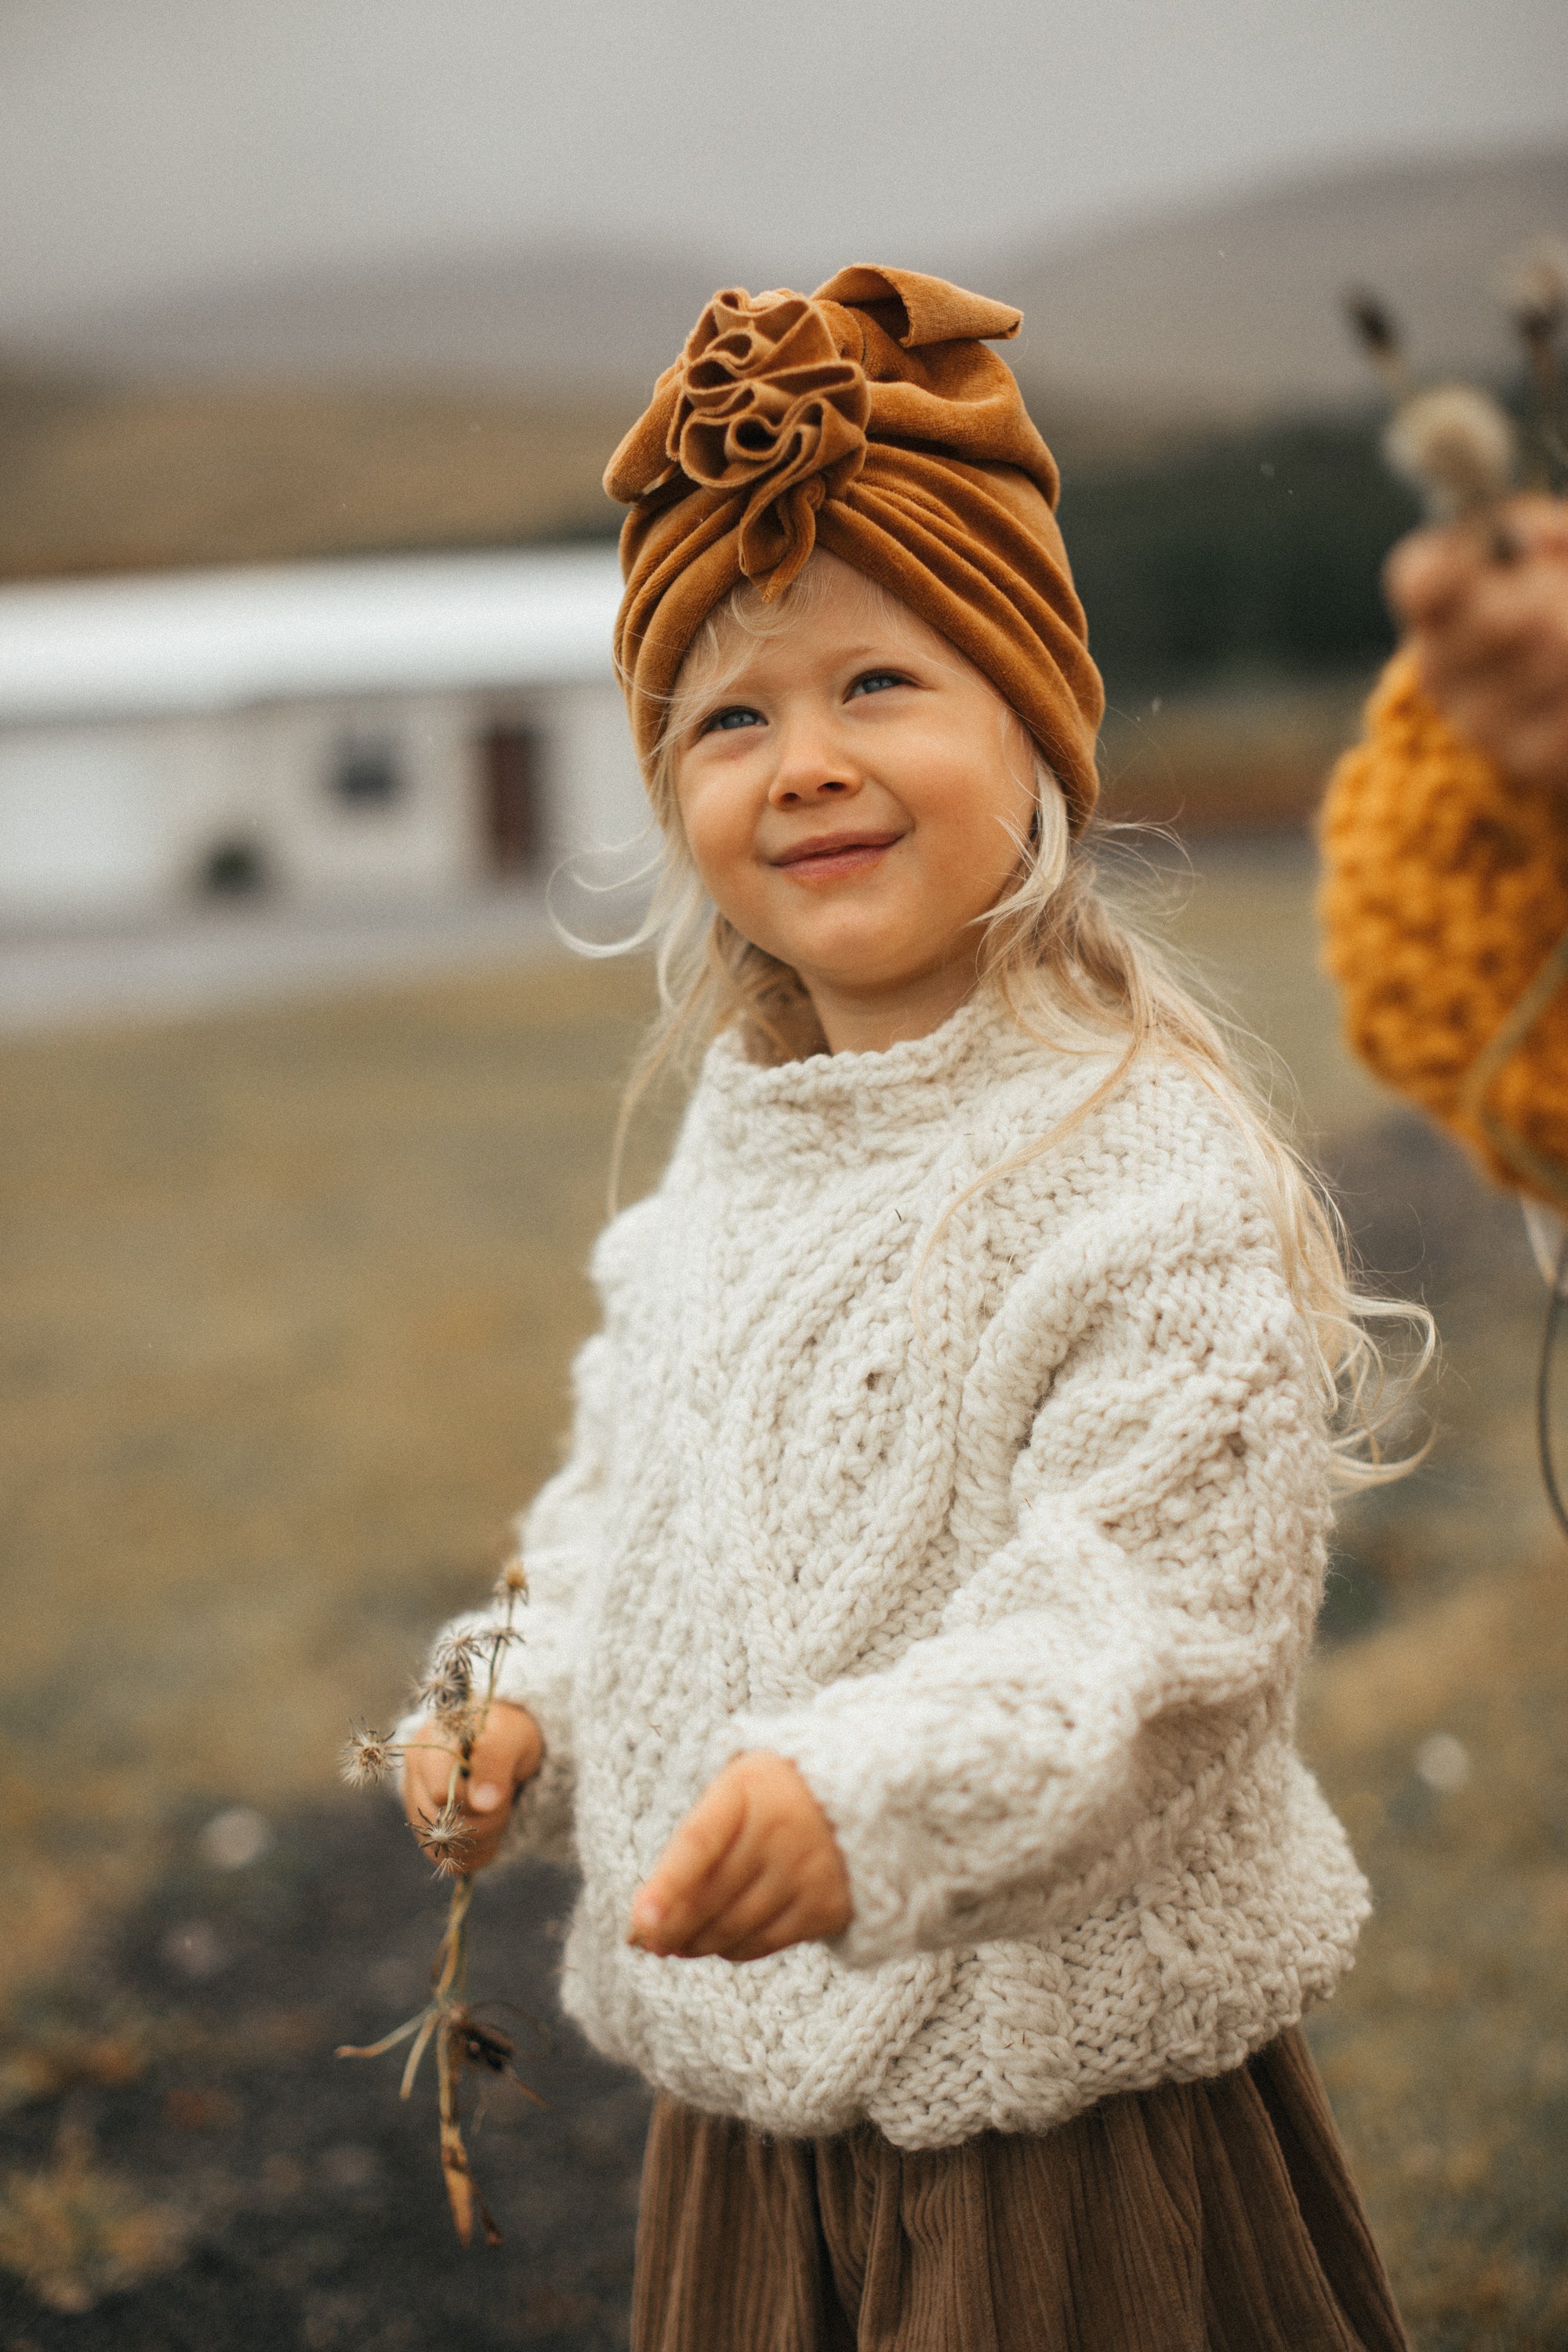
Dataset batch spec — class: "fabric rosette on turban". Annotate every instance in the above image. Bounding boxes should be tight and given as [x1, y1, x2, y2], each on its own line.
[604, 265, 1105, 830]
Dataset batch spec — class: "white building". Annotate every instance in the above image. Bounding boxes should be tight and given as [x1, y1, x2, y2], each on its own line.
[0, 546, 644, 925]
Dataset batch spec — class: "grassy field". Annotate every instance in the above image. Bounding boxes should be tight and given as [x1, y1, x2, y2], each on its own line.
[0, 376, 622, 579]
[2, 842, 1566, 2345]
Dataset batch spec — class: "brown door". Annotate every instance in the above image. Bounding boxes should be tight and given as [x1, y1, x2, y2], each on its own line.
[481, 724, 540, 875]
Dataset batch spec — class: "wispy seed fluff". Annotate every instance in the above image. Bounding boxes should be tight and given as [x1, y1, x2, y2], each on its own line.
[1384, 385, 1517, 521]
[340, 1724, 398, 1788]
[1496, 238, 1568, 340]
[415, 1802, 472, 1877]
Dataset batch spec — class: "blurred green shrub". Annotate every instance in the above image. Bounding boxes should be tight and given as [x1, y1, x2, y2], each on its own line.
[1059, 411, 1423, 688]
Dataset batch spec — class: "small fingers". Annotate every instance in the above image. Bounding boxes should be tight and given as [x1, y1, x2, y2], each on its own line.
[399, 1704, 543, 1876]
[464, 1704, 543, 1817]
[401, 1738, 461, 1829]
[630, 1778, 748, 1951]
[721, 1898, 825, 1966]
[1495, 494, 1568, 563]
[630, 1843, 750, 1954]
[1384, 524, 1482, 631]
[677, 1867, 797, 1959]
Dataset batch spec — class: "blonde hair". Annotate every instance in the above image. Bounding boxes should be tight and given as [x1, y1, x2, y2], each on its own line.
[601, 556, 1431, 1488]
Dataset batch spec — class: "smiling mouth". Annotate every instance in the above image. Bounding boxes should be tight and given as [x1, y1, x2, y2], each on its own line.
[771, 833, 903, 878]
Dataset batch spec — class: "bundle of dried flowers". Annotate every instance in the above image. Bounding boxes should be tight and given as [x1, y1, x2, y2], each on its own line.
[336, 1559, 539, 2247]
[1497, 238, 1568, 483]
[1345, 241, 1567, 524]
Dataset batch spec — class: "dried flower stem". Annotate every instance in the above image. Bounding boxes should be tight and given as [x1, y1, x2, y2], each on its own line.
[1499, 240, 1568, 486]
[1342, 287, 1415, 403]
[337, 1573, 535, 2245]
[1342, 278, 1519, 549]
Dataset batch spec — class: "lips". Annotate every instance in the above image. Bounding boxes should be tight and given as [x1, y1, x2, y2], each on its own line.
[771, 831, 903, 876]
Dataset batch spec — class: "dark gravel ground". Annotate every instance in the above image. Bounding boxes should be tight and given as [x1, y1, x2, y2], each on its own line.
[0, 1802, 651, 2350]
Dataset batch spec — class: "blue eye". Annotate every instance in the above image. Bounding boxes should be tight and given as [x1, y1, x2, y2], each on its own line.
[699, 704, 764, 736]
[848, 670, 908, 698]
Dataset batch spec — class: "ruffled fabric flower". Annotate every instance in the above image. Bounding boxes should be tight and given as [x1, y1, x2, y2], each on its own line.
[612, 288, 870, 595]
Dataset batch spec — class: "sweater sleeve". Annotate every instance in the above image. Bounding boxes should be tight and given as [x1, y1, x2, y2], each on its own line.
[719, 1173, 1330, 1969]
[396, 1329, 617, 1870]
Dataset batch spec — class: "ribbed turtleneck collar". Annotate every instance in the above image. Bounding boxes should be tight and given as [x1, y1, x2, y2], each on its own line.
[695, 983, 1029, 1164]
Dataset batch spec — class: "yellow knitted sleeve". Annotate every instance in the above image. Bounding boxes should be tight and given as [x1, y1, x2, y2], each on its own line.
[1318, 650, 1568, 1207]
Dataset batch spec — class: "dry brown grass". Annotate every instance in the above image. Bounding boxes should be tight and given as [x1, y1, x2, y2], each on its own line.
[0, 2120, 191, 2314]
[0, 377, 624, 579]
[0, 953, 666, 1994]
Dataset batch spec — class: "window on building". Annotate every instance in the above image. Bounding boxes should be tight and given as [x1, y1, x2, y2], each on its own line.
[481, 724, 542, 876]
[331, 739, 402, 808]
[198, 837, 271, 898]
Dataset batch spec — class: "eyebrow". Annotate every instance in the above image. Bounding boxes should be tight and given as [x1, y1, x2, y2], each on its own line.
[703, 640, 918, 691]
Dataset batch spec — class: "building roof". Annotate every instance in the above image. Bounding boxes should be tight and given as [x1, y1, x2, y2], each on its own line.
[0, 546, 626, 726]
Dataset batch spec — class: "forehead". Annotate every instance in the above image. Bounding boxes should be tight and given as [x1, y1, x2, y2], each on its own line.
[689, 554, 953, 690]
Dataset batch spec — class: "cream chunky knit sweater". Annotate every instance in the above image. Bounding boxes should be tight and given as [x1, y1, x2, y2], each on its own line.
[423, 988, 1367, 2150]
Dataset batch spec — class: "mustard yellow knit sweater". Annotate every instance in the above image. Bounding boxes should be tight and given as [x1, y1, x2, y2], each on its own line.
[1319, 652, 1568, 1206]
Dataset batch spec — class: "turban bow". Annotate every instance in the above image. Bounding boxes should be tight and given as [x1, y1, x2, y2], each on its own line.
[604, 264, 1105, 830]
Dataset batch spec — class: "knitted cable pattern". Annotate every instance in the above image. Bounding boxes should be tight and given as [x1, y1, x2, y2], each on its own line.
[409, 990, 1366, 2149]
[1319, 650, 1568, 1205]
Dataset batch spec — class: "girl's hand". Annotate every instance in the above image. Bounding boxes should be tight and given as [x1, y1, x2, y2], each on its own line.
[627, 1752, 851, 1963]
[401, 1699, 543, 1875]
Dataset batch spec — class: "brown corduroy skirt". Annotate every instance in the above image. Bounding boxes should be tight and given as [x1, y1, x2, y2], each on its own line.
[630, 2030, 1406, 2352]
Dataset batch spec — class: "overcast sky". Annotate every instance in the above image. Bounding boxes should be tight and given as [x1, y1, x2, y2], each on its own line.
[2, 0, 1565, 326]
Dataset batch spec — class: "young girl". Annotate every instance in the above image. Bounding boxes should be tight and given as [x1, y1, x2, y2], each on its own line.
[403, 267, 1412, 2350]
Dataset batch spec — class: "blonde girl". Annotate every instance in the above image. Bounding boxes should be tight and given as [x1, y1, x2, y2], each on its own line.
[404, 268, 1414, 2350]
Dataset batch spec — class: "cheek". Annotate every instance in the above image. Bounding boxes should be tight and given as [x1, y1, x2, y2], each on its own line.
[911, 766, 1033, 905]
[675, 773, 758, 908]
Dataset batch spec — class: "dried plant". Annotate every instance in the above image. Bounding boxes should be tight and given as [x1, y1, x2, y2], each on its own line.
[1497, 238, 1568, 485]
[1383, 385, 1519, 524]
[1343, 279, 1519, 533]
[337, 1560, 539, 2245]
[1342, 287, 1415, 403]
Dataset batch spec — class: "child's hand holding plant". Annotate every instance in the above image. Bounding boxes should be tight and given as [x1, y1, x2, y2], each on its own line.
[339, 1563, 546, 2247]
[401, 1698, 543, 1873]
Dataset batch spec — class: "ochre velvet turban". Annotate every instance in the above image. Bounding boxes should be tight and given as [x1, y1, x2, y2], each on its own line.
[604, 265, 1105, 830]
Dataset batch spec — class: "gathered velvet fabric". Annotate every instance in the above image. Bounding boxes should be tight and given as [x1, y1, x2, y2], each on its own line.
[604, 265, 1105, 830]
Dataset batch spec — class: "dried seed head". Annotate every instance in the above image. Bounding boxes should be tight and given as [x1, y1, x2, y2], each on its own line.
[417, 1652, 474, 1722]
[1497, 238, 1568, 342]
[494, 1559, 528, 1600]
[415, 1801, 473, 1877]
[1344, 286, 1399, 361]
[454, 2013, 517, 2073]
[1343, 285, 1412, 399]
[1384, 384, 1517, 521]
[434, 1633, 482, 1685]
[340, 1724, 397, 1788]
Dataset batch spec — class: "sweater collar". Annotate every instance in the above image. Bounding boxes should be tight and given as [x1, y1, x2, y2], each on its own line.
[697, 982, 1025, 1159]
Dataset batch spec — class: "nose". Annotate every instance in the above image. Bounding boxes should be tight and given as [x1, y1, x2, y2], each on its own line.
[766, 716, 864, 810]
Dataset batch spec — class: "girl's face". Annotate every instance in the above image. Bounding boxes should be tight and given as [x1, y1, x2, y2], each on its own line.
[671, 554, 1040, 1054]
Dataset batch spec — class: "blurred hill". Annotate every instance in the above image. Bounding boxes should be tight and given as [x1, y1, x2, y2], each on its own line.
[0, 143, 1559, 637]
[1006, 143, 1568, 424]
[8, 147, 1563, 419]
